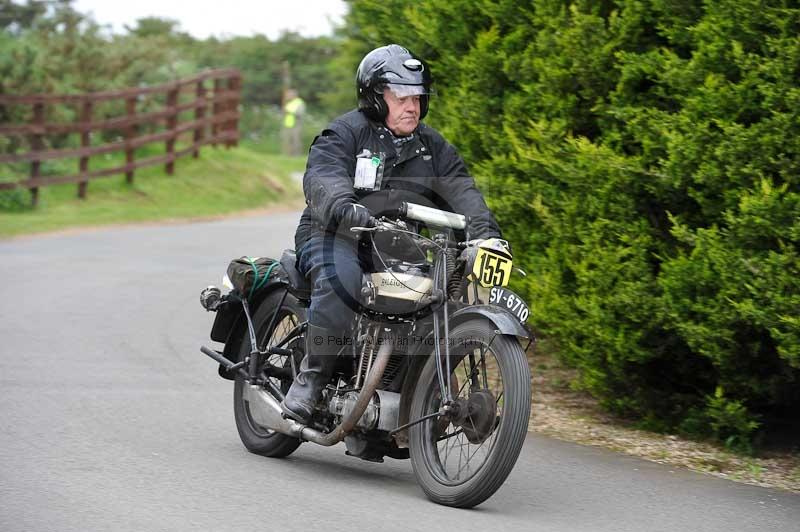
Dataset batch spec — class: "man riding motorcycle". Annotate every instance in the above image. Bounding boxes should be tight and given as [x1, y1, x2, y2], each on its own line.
[281, 44, 506, 423]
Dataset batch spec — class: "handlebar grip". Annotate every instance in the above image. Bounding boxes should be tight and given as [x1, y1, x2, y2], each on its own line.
[400, 202, 467, 230]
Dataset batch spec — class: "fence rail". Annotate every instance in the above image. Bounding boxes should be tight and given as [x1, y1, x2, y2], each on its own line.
[0, 68, 242, 205]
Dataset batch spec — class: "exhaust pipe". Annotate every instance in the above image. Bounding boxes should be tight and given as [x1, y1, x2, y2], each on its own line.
[245, 386, 304, 437]
[246, 331, 395, 446]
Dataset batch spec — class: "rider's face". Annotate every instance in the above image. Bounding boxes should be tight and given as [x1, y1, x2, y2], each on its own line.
[383, 89, 421, 136]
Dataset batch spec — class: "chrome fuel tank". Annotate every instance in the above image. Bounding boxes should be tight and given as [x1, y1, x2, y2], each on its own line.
[370, 271, 432, 302]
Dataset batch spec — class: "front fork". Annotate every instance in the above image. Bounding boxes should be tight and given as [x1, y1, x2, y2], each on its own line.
[432, 249, 454, 405]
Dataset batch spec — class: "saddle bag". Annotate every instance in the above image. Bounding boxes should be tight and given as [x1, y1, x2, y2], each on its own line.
[226, 256, 280, 300]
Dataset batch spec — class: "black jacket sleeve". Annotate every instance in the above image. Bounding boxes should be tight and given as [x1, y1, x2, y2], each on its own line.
[303, 121, 357, 225]
[431, 138, 502, 240]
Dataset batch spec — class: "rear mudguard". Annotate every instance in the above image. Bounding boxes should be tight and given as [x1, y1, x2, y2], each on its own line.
[396, 303, 534, 439]
[210, 282, 299, 380]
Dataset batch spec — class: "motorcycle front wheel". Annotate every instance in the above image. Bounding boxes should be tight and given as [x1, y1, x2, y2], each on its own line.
[233, 289, 305, 457]
[408, 318, 531, 508]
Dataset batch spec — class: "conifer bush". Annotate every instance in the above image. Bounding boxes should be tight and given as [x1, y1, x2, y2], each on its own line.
[344, 0, 800, 447]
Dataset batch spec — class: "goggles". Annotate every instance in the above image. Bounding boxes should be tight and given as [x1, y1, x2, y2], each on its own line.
[383, 83, 430, 98]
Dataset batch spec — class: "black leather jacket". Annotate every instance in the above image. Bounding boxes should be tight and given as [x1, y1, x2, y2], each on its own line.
[295, 109, 502, 250]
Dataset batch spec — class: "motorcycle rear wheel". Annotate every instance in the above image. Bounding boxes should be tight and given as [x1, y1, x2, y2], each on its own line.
[408, 318, 531, 508]
[233, 289, 305, 457]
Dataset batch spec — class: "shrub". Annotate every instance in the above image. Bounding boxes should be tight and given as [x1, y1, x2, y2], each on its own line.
[344, 0, 800, 449]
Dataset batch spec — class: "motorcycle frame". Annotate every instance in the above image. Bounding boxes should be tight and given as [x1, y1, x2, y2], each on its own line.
[202, 220, 533, 444]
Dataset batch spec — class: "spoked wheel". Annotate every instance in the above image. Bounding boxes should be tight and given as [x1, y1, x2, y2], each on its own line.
[233, 289, 305, 457]
[408, 319, 531, 508]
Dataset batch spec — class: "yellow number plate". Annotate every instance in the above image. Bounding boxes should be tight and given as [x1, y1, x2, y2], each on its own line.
[472, 247, 513, 288]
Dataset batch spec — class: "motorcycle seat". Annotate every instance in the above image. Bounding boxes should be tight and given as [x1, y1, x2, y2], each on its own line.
[279, 249, 312, 300]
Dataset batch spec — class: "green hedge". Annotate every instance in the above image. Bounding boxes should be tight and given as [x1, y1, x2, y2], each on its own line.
[344, 0, 800, 450]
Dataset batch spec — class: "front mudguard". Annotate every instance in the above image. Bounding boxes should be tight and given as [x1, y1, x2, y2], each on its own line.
[448, 304, 533, 340]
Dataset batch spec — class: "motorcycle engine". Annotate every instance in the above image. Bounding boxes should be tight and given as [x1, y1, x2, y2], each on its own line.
[327, 389, 401, 432]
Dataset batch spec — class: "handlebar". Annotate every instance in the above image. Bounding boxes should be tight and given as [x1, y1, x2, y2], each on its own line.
[348, 202, 475, 253]
[351, 202, 466, 233]
[399, 202, 467, 230]
[351, 219, 467, 251]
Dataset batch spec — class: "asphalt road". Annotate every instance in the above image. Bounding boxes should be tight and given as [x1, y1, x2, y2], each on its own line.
[1, 211, 798, 532]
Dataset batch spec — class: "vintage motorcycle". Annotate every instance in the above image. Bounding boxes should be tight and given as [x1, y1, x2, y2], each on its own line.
[199, 202, 533, 508]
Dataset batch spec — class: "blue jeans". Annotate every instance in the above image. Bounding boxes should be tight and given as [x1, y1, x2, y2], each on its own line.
[296, 235, 363, 332]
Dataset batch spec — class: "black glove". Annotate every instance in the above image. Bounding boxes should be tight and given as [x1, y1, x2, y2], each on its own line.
[337, 202, 374, 232]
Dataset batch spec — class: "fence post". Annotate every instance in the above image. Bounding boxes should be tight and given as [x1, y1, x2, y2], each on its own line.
[226, 74, 241, 148]
[212, 78, 223, 147]
[77, 99, 92, 199]
[29, 102, 45, 207]
[125, 97, 136, 184]
[165, 87, 179, 175]
[193, 80, 206, 158]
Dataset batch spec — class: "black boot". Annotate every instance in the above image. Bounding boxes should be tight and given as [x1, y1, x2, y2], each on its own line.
[281, 324, 341, 423]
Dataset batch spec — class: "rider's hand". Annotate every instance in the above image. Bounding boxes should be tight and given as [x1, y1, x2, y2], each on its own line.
[464, 237, 512, 256]
[338, 203, 374, 231]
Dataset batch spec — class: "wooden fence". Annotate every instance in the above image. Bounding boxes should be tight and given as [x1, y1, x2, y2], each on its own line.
[0, 68, 241, 206]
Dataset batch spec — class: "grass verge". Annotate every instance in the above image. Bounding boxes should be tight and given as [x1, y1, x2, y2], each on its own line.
[0, 140, 305, 239]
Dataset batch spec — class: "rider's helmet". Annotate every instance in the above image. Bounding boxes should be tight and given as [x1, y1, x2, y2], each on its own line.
[356, 44, 433, 122]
